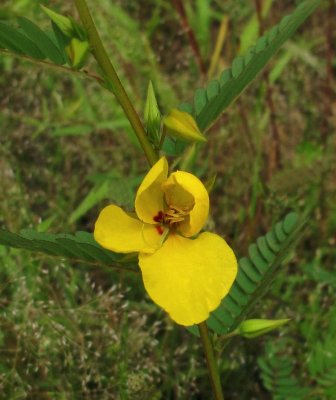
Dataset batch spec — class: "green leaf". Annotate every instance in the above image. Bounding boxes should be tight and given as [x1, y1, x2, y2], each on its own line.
[69, 177, 133, 224]
[18, 17, 64, 65]
[51, 21, 71, 64]
[183, 0, 321, 131]
[308, 336, 336, 392]
[258, 351, 310, 399]
[0, 228, 133, 268]
[190, 212, 306, 336]
[239, 0, 274, 55]
[69, 181, 110, 224]
[194, 0, 211, 57]
[0, 21, 45, 59]
[51, 124, 92, 136]
[269, 49, 292, 83]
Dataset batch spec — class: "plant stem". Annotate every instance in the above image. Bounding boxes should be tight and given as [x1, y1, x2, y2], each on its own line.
[198, 322, 224, 400]
[74, 0, 158, 167]
[0, 48, 104, 84]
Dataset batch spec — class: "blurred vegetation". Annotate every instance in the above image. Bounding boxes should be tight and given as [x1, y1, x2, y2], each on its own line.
[0, 0, 335, 399]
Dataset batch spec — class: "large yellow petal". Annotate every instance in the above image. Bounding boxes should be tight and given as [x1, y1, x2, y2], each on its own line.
[139, 232, 237, 326]
[135, 157, 168, 224]
[162, 171, 209, 237]
[94, 205, 161, 254]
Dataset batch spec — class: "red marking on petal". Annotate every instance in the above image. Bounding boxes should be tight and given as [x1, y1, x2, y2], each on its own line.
[155, 225, 164, 235]
[153, 211, 164, 223]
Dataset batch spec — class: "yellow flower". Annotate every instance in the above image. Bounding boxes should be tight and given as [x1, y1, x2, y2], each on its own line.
[94, 157, 237, 326]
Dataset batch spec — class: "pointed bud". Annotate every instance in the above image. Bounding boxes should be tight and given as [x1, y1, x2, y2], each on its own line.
[66, 38, 89, 69]
[144, 81, 161, 144]
[41, 5, 74, 37]
[41, 5, 87, 41]
[237, 318, 290, 339]
[163, 109, 206, 143]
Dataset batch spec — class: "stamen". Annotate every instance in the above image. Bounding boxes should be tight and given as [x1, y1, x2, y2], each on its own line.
[153, 206, 191, 232]
[164, 205, 190, 227]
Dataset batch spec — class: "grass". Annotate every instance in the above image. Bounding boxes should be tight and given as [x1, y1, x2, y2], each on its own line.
[1, 0, 335, 398]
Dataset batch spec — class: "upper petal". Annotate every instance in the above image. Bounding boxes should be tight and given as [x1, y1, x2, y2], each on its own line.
[162, 171, 209, 237]
[94, 204, 162, 254]
[135, 157, 169, 224]
[139, 232, 237, 326]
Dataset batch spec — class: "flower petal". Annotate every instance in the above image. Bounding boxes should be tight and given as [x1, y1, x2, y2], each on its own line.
[94, 205, 161, 253]
[162, 171, 209, 237]
[135, 157, 168, 224]
[139, 232, 237, 326]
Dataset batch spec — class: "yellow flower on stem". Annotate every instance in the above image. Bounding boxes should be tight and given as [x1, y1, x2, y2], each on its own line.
[94, 157, 237, 326]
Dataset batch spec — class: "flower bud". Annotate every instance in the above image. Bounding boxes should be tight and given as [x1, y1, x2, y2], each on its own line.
[163, 109, 206, 143]
[144, 81, 161, 144]
[41, 5, 74, 37]
[66, 38, 89, 69]
[41, 5, 87, 41]
[237, 318, 290, 339]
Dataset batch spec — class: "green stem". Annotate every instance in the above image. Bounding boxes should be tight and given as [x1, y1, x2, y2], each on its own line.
[74, 0, 158, 167]
[198, 322, 224, 400]
[0, 48, 104, 84]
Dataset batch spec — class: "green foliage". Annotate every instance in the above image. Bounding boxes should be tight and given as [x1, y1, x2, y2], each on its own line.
[258, 349, 310, 400]
[0, 211, 306, 340]
[0, 229, 133, 268]
[309, 336, 336, 398]
[0, 0, 330, 398]
[69, 174, 134, 224]
[40, 5, 76, 38]
[238, 0, 273, 55]
[17, 17, 65, 64]
[186, 0, 212, 58]
[258, 332, 336, 400]
[40, 5, 89, 69]
[197, 212, 306, 335]
[256, 255, 336, 400]
[0, 249, 163, 399]
[0, 18, 66, 65]
[0, 12, 88, 68]
[183, 0, 320, 131]
[0, 21, 45, 59]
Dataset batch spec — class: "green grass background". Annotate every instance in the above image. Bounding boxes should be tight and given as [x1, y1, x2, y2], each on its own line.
[0, 0, 335, 399]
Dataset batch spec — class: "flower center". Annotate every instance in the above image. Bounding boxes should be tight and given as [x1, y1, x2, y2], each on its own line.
[153, 205, 191, 235]
[164, 206, 189, 226]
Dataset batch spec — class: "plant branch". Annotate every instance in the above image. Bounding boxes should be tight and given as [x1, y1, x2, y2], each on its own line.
[198, 322, 224, 400]
[0, 48, 103, 84]
[74, 0, 158, 167]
